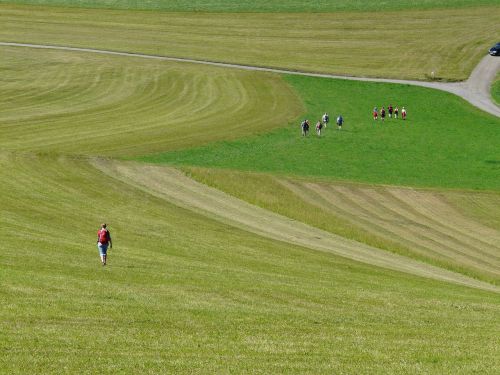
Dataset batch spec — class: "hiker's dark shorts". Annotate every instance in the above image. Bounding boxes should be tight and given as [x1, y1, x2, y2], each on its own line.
[98, 243, 108, 256]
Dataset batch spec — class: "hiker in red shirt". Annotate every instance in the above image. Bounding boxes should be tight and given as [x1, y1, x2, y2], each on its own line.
[97, 223, 112, 266]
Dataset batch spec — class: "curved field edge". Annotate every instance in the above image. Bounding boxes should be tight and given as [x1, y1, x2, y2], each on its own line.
[91, 158, 499, 293]
[1, 5, 499, 80]
[184, 166, 500, 285]
[0, 47, 303, 156]
[1, 0, 498, 12]
[1, 154, 499, 373]
[140, 75, 500, 191]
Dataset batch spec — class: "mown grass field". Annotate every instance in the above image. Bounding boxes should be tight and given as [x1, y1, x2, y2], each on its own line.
[1, 4, 499, 80]
[1, 154, 500, 374]
[0, 47, 302, 156]
[184, 167, 500, 285]
[1, 1, 500, 373]
[0, 0, 497, 12]
[142, 75, 500, 190]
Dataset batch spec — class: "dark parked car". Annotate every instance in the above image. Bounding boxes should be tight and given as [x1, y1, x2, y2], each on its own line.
[489, 42, 500, 56]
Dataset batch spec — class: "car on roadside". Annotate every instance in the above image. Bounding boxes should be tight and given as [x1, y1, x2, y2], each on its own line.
[489, 42, 500, 56]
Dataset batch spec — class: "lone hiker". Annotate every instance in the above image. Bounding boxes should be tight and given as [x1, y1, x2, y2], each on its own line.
[97, 223, 112, 266]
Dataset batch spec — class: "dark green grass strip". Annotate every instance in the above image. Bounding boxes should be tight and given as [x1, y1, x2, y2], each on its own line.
[139, 76, 500, 191]
[0, 0, 497, 12]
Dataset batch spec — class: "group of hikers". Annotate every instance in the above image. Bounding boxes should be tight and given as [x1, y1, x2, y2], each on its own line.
[373, 105, 406, 121]
[301, 112, 343, 136]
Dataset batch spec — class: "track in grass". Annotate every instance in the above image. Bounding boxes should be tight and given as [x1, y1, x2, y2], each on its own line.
[92, 158, 499, 293]
[2, 153, 499, 373]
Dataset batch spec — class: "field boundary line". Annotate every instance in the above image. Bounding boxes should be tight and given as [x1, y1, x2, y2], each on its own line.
[1, 41, 499, 117]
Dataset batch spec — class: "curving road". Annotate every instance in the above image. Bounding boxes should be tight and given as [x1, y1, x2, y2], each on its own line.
[1, 41, 499, 117]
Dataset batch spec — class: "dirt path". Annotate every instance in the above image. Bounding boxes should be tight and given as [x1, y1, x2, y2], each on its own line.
[92, 159, 498, 293]
[1, 42, 499, 117]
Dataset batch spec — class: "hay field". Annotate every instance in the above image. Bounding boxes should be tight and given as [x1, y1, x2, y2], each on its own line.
[1, 4, 499, 80]
[0, 47, 302, 156]
[1, 2, 500, 373]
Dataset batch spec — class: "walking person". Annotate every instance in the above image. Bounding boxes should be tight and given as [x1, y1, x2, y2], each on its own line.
[373, 107, 378, 120]
[401, 107, 407, 120]
[394, 106, 399, 119]
[316, 120, 323, 136]
[97, 223, 112, 266]
[301, 119, 309, 136]
[322, 112, 329, 128]
[380, 106, 386, 121]
[336, 114, 344, 130]
[388, 104, 393, 118]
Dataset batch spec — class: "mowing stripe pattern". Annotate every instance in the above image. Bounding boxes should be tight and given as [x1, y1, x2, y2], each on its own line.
[279, 179, 500, 282]
[92, 159, 499, 293]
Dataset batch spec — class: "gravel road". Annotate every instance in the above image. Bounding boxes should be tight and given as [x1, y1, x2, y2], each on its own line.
[1, 42, 499, 117]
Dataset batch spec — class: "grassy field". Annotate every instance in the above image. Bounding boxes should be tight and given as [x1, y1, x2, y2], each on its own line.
[1, 154, 499, 374]
[493, 72, 500, 106]
[1, 2, 500, 373]
[1, 0, 498, 12]
[1, 4, 499, 80]
[0, 47, 302, 156]
[184, 167, 500, 285]
[141, 75, 500, 190]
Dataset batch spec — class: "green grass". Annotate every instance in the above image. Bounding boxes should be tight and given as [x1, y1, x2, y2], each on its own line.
[1, 4, 499, 80]
[0, 0, 498, 12]
[184, 167, 500, 285]
[141, 75, 500, 191]
[1, 153, 499, 374]
[1, 4, 500, 372]
[0, 47, 302, 156]
[492, 71, 500, 106]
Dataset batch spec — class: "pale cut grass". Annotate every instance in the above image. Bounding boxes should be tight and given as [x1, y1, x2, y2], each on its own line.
[1, 153, 500, 374]
[185, 167, 500, 285]
[0, 5, 499, 80]
[445, 190, 500, 231]
[0, 47, 302, 156]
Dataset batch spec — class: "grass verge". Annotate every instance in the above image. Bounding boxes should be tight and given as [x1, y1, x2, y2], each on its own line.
[492, 71, 500, 106]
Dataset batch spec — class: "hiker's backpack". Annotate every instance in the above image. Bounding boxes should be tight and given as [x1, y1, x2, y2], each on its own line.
[98, 229, 109, 245]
